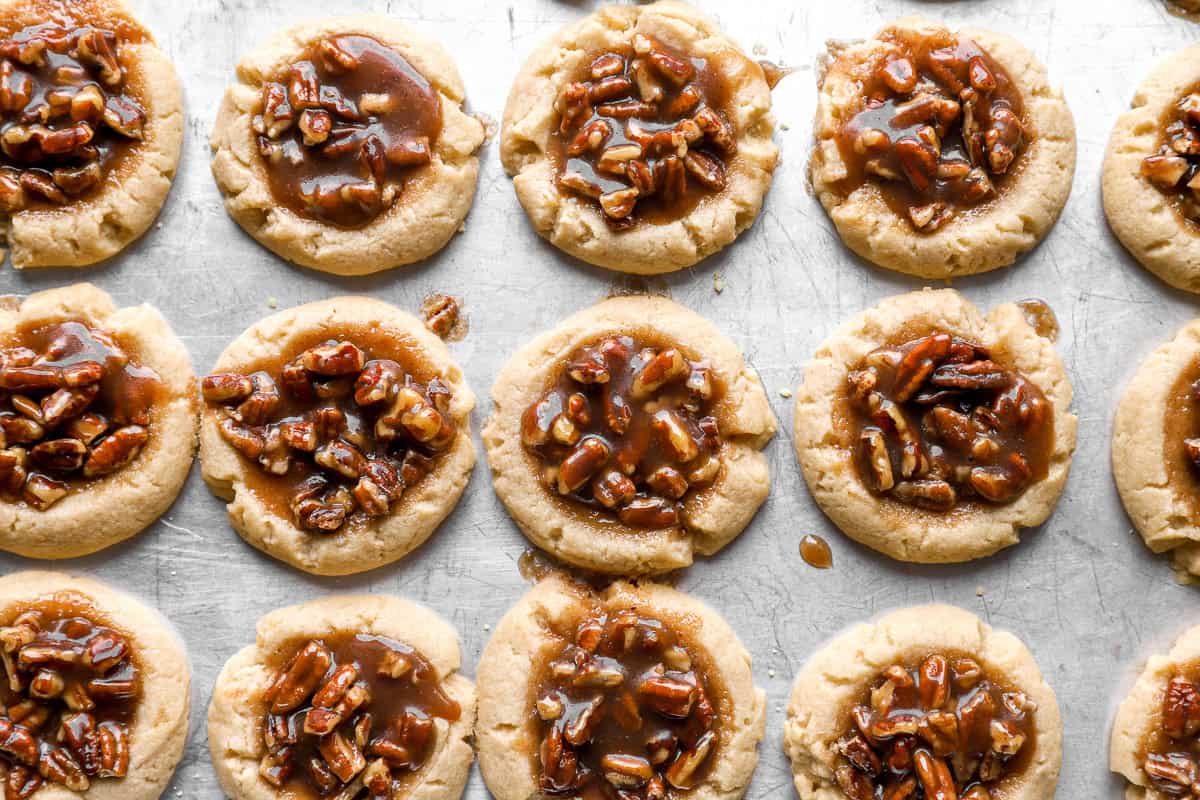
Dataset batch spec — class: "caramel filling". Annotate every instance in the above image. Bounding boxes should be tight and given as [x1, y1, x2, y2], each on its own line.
[1140, 669, 1200, 795]
[0, 321, 161, 510]
[254, 34, 442, 228]
[0, 21, 148, 212]
[834, 654, 1036, 800]
[258, 633, 460, 798]
[521, 334, 723, 531]
[533, 608, 721, 798]
[202, 328, 456, 533]
[552, 33, 737, 227]
[843, 332, 1053, 511]
[1141, 85, 1200, 225]
[834, 27, 1027, 232]
[0, 593, 139, 798]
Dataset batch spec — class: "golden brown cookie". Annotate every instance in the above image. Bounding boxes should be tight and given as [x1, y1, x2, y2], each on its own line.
[208, 594, 475, 800]
[810, 16, 1075, 277]
[785, 604, 1062, 800]
[0, 570, 191, 800]
[198, 296, 475, 576]
[211, 15, 486, 275]
[0, 283, 197, 559]
[483, 295, 775, 575]
[477, 575, 765, 800]
[793, 289, 1076, 563]
[500, 0, 778, 274]
[0, 0, 183, 269]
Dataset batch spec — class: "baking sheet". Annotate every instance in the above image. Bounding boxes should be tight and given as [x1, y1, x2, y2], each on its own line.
[0, 0, 1195, 795]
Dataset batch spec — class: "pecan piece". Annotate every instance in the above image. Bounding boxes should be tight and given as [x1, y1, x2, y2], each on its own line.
[264, 640, 333, 714]
[82, 425, 148, 477]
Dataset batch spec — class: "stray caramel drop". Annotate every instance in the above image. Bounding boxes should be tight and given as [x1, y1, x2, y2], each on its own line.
[800, 534, 832, 569]
[1016, 298, 1060, 341]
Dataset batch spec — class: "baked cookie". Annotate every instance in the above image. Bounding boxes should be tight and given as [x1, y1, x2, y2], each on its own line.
[483, 295, 775, 575]
[1102, 46, 1200, 293]
[793, 289, 1076, 563]
[211, 15, 486, 275]
[0, 0, 183, 268]
[208, 594, 475, 800]
[0, 570, 190, 799]
[1111, 624, 1200, 799]
[477, 574, 765, 800]
[198, 296, 475, 576]
[810, 16, 1075, 278]
[1111, 318, 1200, 582]
[785, 604, 1062, 800]
[500, 0, 778, 274]
[0, 283, 197, 559]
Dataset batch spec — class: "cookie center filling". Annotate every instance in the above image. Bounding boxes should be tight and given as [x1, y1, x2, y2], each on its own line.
[0, 21, 148, 212]
[254, 34, 443, 229]
[0, 321, 161, 510]
[258, 633, 460, 798]
[0, 593, 139, 797]
[534, 608, 720, 798]
[834, 654, 1036, 800]
[521, 335, 724, 531]
[1141, 87, 1200, 225]
[203, 331, 456, 533]
[844, 332, 1054, 511]
[835, 28, 1028, 232]
[552, 33, 737, 227]
[1141, 671, 1200, 796]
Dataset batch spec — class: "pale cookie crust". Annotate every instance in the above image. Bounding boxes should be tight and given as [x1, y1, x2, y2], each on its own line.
[0, 283, 197, 559]
[208, 594, 476, 800]
[810, 16, 1076, 278]
[1103, 45, 1200, 293]
[198, 296, 476, 576]
[2, 0, 183, 269]
[792, 289, 1077, 563]
[482, 295, 776, 575]
[0, 570, 190, 800]
[500, 0, 778, 274]
[784, 604, 1062, 800]
[477, 574, 765, 800]
[1112, 318, 1200, 582]
[1111, 624, 1200, 800]
[210, 15, 485, 276]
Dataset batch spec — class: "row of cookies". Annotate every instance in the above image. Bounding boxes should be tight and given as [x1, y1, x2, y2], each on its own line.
[1, 567, 1192, 800]
[5, 282, 1200, 584]
[9, 0, 1200, 292]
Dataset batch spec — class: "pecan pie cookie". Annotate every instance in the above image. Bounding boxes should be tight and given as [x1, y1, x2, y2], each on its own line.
[0, 283, 197, 559]
[500, 0, 778, 274]
[1102, 45, 1200, 293]
[210, 15, 486, 275]
[477, 574, 765, 800]
[1110, 318, 1200, 582]
[199, 297, 475, 576]
[483, 295, 775, 575]
[785, 604, 1062, 800]
[0, 0, 182, 269]
[208, 594, 475, 800]
[0, 570, 190, 800]
[811, 16, 1075, 278]
[793, 289, 1076, 563]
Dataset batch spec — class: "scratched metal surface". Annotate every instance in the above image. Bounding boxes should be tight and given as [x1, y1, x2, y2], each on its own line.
[0, 0, 1194, 796]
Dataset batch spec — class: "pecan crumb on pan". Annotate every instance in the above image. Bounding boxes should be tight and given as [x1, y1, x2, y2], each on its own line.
[421, 294, 465, 341]
[0, 596, 139, 797]
[522, 335, 722, 530]
[0, 321, 160, 510]
[836, 27, 1028, 232]
[257, 632, 460, 797]
[834, 654, 1036, 800]
[554, 33, 737, 227]
[534, 608, 719, 797]
[0, 23, 149, 213]
[203, 336, 456, 533]
[253, 34, 442, 228]
[845, 332, 1054, 511]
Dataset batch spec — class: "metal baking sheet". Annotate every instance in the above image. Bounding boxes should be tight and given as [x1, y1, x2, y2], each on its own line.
[0, 0, 1195, 796]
